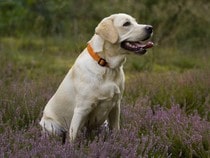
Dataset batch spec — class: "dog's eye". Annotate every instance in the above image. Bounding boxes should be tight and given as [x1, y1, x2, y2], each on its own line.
[123, 21, 131, 27]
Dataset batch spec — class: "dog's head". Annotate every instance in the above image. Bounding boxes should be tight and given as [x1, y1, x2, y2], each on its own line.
[95, 13, 153, 55]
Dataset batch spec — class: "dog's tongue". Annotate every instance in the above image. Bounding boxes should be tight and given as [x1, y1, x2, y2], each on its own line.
[143, 41, 154, 49]
[135, 41, 154, 49]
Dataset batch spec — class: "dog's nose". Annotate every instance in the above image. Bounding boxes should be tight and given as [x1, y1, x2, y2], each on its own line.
[145, 25, 153, 34]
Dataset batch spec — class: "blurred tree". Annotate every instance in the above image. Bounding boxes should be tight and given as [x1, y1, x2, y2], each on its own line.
[0, 0, 209, 49]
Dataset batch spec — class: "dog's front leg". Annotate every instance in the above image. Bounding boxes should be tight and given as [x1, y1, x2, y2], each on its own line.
[108, 98, 121, 130]
[69, 104, 92, 142]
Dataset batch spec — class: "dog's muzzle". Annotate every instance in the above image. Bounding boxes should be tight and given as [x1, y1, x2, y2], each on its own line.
[121, 25, 154, 55]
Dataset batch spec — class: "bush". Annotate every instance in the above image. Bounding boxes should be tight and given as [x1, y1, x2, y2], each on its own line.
[0, 104, 209, 157]
[1, 0, 210, 50]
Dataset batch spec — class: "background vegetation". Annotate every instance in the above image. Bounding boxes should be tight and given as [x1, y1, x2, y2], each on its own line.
[0, 0, 210, 157]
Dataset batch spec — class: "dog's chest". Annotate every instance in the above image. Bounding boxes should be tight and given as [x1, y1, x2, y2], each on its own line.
[85, 68, 124, 127]
[87, 93, 119, 127]
[100, 67, 124, 88]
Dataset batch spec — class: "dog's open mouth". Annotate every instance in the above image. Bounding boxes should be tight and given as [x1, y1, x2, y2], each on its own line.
[121, 41, 154, 55]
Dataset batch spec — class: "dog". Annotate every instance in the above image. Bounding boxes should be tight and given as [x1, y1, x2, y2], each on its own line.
[40, 13, 153, 143]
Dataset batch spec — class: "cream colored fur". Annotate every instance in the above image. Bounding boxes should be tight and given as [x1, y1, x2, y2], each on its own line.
[40, 13, 151, 142]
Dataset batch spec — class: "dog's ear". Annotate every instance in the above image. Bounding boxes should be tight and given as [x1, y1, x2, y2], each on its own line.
[95, 18, 118, 44]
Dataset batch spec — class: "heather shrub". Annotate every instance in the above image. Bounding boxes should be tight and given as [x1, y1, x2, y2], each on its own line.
[0, 66, 63, 130]
[0, 103, 209, 157]
[125, 70, 210, 119]
[123, 101, 210, 157]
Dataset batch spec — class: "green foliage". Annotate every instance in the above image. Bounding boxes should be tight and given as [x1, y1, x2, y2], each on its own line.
[1, 0, 210, 50]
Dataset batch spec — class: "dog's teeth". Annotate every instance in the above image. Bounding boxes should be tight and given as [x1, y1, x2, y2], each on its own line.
[124, 41, 149, 51]
[126, 42, 138, 49]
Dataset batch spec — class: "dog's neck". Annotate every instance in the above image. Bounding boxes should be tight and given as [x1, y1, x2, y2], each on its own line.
[88, 35, 126, 69]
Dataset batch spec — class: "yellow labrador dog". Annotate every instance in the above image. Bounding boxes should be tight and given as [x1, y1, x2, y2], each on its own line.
[40, 13, 153, 143]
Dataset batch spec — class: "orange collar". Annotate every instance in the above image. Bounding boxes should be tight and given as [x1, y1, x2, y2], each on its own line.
[87, 44, 109, 67]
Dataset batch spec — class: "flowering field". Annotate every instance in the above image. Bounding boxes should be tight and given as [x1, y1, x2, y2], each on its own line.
[0, 0, 210, 157]
[0, 37, 209, 157]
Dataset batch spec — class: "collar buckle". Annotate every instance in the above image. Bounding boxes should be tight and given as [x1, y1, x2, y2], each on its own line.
[98, 58, 108, 67]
